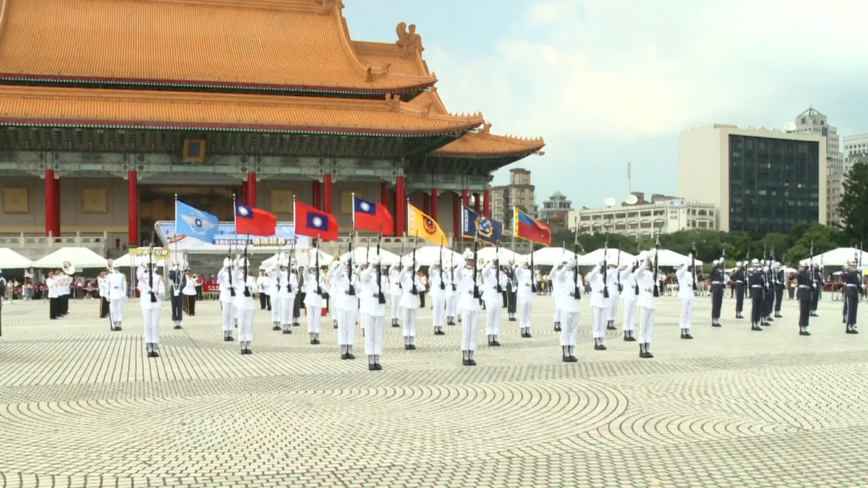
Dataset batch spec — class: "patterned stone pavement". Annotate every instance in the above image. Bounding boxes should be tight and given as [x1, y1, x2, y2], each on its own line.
[0, 293, 865, 488]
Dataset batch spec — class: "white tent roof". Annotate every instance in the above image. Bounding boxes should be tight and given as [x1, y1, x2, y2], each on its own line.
[112, 249, 170, 268]
[260, 248, 334, 270]
[401, 246, 463, 267]
[0, 248, 33, 270]
[653, 249, 704, 267]
[339, 247, 401, 266]
[531, 247, 578, 266]
[477, 247, 526, 264]
[33, 247, 108, 269]
[799, 247, 868, 268]
[577, 248, 636, 267]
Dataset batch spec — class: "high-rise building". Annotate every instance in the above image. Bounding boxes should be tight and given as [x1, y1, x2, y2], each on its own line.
[678, 124, 826, 237]
[568, 198, 717, 237]
[844, 133, 868, 174]
[490, 168, 536, 230]
[540, 191, 572, 231]
[793, 108, 843, 225]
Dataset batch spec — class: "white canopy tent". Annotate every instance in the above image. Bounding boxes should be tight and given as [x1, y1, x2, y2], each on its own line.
[0, 248, 33, 269]
[653, 249, 704, 267]
[339, 247, 401, 266]
[112, 249, 170, 268]
[799, 247, 868, 268]
[477, 247, 526, 264]
[531, 247, 578, 266]
[577, 248, 636, 267]
[33, 247, 108, 269]
[260, 248, 335, 270]
[401, 246, 463, 267]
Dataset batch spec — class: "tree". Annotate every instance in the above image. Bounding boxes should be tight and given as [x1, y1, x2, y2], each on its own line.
[784, 224, 848, 264]
[839, 162, 868, 240]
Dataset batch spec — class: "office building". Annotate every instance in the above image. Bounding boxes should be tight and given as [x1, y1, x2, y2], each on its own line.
[844, 133, 868, 174]
[540, 191, 572, 230]
[678, 124, 826, 237]
[793, 108, 843, 225]
[490, 168, 536, 230]
[569, 198, 717, 237]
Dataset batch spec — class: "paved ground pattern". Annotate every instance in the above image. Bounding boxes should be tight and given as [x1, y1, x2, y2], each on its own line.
[0, 294, 865, 488]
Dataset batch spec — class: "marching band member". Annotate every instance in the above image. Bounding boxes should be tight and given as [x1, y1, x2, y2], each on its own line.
[606, 262, 620, 330]
[587, 260, 607, 351]
[482, 258, 505, 347]
[399, 260, 423, 350]
[304, 263, 325, 344]
[97, 270, 109, 319]
[257, 269, 271, 311]
[552, 257, 580, 361]
[429, 260, 448, 335]
[389, 263, 402, 327]
[107, 263, 126, 330]
[47, 271, 59, 320]
[620, 259, 638, 342]
[233, 257, 257, 354]
[168, 261, 184, 329]
[138, 259, 166, 358]
[515, 258, 535, 338]
[635, 251, 656, 358]
[360, 256, 389, 370]
[458, 249, 482, 366]
[217, 257, 237, 341]
[182, 267, 197, 316]
[796, 262, 812, 336]
[676, 257, 696, 339]
[329, 256, 359, 359]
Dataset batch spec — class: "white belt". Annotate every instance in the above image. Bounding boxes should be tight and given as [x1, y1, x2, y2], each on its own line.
[712, 281, 722, 285]
[798, 285, 810, 289]
[845, 284, 859, 287]
[736, 280, 744, 283]
[751, 285, 763, 288]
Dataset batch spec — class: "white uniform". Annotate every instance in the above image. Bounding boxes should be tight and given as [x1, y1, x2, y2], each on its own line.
[389, 266, 402, 326]
[620, 267, 638, 336]
[482, 262, 504, 343]
[217, 267, 237, 337]
[676, 263, 695, 336]
[275, 269, 298, 331]
[552, 263, 580, 359]
[457, 265, 482, 360]
[107, 270, 127, 328]
[329, 263, 360, 354]
[606, 267, 621, 324]
[587, 265, 608, 347]
[266, 270, 280, 326]
[551, 268, 562, 330]
[359, 266, 389, 368]
[635, 263, 657, 352]
[446, 266, 460, 323]
[515, 265, 535, 335]
[138, 269, 165, 355]
[399, 267, 423, 347]
[428, 266, 448, 332]
[304, 269, 325, 340]
[233, 274, 256, 352]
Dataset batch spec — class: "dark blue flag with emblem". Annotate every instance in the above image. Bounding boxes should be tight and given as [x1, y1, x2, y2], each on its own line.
[462, 206, 502, 244]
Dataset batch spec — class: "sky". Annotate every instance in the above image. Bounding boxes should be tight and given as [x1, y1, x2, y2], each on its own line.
[343, 0, 868, 209]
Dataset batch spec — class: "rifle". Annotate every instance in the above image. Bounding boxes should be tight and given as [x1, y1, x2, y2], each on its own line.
[770, 246, 777, 287]
[148, 232, 157, 303]
[602, 237, 610, 299]
[376, 233, 386, 304]
[314, 238, 321, 295]
[691, 241, 697, 292]
[410, 238, 418, 295]
[287, 238, 295, 294]
[530, 248, 537, 293]
[495, 240, 502, 293]
[347, 233, 355, 296]
[809, 240, 815, 292]
[439, 238, 446, 290]
[243, 235, 251, 297]
[227, 238, 236, 297]
[616, 248, 622, 293]
[652, 234, 660, 298]
[572, 232, 581, 300]
[472, 233, 480, 299]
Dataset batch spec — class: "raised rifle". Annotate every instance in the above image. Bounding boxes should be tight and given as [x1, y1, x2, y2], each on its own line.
[495, 240, 502, 294]
[691, 241, 698, 292]
[602, 238, 610, 299]
[472, 232, 480, 299]
[616, 248, 622, 293]
[572, 236, 581, 300]
[530, 249, 537, 293]
[410, 238, 418, 295]
[287, 238, 295, 294]
[347, 233, 356, 296]
[809, 240, 815, 291]
[148, 232, 157, 303]
[314, 238, 321, 295]
[770, 246, 777, 287]
[227, 238, 236, 297]
[652, 234, 660, 298]
[376, 234, 386, 304]
[439, 238, 446, 290]
[242, 236, 251, 297]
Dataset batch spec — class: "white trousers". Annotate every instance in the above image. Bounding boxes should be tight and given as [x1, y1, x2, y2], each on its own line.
[519, 298, 533, 329]
[278, 296, 294, 325]
[592, 306, 606, 339]
[390, 296, 401, 320]
[221, 302, 235, 332]
[639, 306, 655, 344]
[432, 297, 447, 327]
[403, 307, 418, 338]
[559, 310, 578, 346]
[270, 295, 280, 323]
[110, 298, 124, 323]
[447, 293, 459, 317]
[622, 299, 637, 332]
[362, 314, 385, 355]
[680, 298, 694, 330]
[485, 303, 501, 335]
[307, 306, 322, 333]
[142, 307, 160, 344]
[607, 293, 620, 321]
[337, 308, 357, 345]
[461, 309, 480, 351]
[237, 308, 253, 342]
[554, 307, 561, 324]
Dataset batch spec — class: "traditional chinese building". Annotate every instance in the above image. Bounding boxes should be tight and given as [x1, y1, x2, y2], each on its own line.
[0, 0, 544, 246]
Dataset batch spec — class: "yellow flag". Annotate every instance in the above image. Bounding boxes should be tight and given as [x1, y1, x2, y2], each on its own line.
[407, 204, 447, 245]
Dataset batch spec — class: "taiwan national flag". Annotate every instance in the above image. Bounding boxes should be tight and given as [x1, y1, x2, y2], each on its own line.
[353, 196, 394, 235]
[235, 203, 277, 237]
[295, 201, 339, 241]
[514, 207, 551, 245]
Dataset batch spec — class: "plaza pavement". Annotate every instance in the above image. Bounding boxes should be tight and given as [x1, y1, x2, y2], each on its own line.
[0, 293, 865, 488]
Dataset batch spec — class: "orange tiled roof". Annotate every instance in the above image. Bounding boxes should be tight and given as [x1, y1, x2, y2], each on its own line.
[0, 86, 484, 135]
[0, 0, 435, 94]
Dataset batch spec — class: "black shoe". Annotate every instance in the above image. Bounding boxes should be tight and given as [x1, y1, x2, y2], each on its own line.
[712, 323, 722, 327]
[409, 344, 416, 350]
[800, 330, 811, 336]
[642, 351, 654, 359]
[554, 326, 561, 332]
[392, 323, 400, 328]
[492, 341, 501, 347]
[310, 339, 317, 345]
[810, 313, 818, 317]
[751, 325, 763, 331]
[272, 325, 280, 331]
[624, 334, 636, 342]
[283, 330, 292, 335]
[341, 353, 348, 360]
[761, 322, 770, 327]
[468, 359, 477, 366]
[174, 325, 182, 330]
[683, 334, 693, 339]
[369, 363, 377, 371]
[375, 363, 382, 370]
[736, 314, 743, 319]
[767, 318, 774, 322]
[525, 332, 532, 338]
[846, 328, 857, 334]
[463, 359, 472, 366]
[314, 339, 321, 345]
[293, 323, 300, 327]
[147, 351, 159, 358]
[334, 324, 338, 329]
[347, 354, 356, 360]
[607, 325, 616, 331]
[405, 344, 412, 350]
[775, 314, 782, 318]
[594, 344, 607, 351]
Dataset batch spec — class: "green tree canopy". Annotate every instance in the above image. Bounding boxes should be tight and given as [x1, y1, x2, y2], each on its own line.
[839, 161, 868, 240]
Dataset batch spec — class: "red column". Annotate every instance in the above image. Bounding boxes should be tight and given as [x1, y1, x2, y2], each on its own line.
[45, 170, 56, 237]
[452, 192, 460, 240]
[322, 174, 332, 215]
[473, 193, 481, 213]
[422, 191, 430, 215]
[431, 188, 438, 222]
[247, 172, 257, 207]
[54, 175, 61, 237]
[312, 180, 321, 210]
[462, 189, 469, 208]
[381, 182, 389, 207]
[483, 189, 490, 217]
[128, 171, 138, 244]
[395, 176, 406, 236]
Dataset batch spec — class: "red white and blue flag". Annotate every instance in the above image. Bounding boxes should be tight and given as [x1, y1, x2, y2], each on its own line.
[353, 195, 394, 235]
[513, 207, 551, 245]
[295, 201, 339, 241]
[235, 203, 277, 237]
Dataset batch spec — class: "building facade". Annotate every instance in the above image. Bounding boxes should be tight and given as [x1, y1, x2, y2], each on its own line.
[489, 168, 536, 230]
[678, 124, 826, 237]
[540, 191, 572, 231]
[793, 108, 843, 225]
[0, 0, 545, 247]
[844, 133, 868, 175]
[568, 199, 717, 237]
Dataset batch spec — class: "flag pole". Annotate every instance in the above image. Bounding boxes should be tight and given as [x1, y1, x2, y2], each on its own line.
[351, 192, 356, 232]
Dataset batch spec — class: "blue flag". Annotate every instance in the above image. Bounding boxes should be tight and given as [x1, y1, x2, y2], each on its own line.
[462, 206, 502, 244]
[175, 200, 219, 243]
